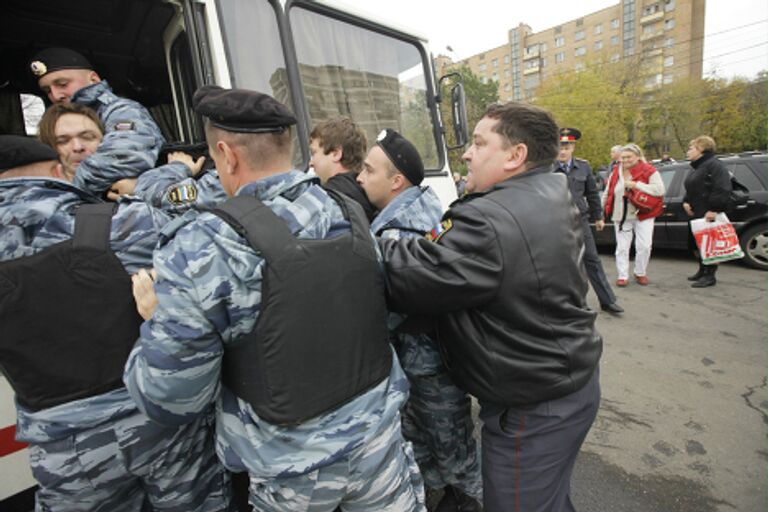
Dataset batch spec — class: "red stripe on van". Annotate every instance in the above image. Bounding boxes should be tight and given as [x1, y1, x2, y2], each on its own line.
[0, 425, 28, 457]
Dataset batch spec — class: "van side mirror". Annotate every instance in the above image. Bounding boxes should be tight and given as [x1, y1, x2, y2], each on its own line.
[437, 72, 468, 150]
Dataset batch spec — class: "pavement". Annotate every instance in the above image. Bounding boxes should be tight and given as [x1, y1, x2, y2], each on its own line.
[569, 250, 767, 511]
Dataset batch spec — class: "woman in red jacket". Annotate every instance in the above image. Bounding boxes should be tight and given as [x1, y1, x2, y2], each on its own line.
[602, 144, 665, 286]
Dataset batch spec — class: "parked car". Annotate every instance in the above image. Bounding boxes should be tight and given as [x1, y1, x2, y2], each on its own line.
[594, 153, 768, 270]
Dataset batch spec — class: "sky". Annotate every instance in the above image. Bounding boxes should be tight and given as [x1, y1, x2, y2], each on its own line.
[354, 0, 768, 80]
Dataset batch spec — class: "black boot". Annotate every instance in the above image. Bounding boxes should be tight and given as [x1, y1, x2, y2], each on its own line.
[691, 265, 717, 288]
[687, 263, 706, 281]
[434, 486, 484, 512]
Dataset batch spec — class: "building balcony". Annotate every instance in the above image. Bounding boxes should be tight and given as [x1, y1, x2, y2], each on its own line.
[640, 11, 664, 24]
[640, 30, 664, 42]
[523, 65, 540, 75]
[523, 49, 540, 60]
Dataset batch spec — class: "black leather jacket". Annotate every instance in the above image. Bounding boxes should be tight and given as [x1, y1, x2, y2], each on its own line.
[380, 165, 602, 407]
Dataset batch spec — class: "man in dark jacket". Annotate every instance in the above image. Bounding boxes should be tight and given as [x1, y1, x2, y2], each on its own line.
[557, 128, 623, 314]
[379, 102, 603, 512]
[309, 117, 377, 221]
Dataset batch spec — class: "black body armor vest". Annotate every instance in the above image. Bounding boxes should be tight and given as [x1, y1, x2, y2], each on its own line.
[0, 203, 142, 411]
[211, 190, 391, 426]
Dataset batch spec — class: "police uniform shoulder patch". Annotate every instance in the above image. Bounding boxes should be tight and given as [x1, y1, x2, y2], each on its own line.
[113, 121, 135, 131]
[166, 183, 198, 205]
[425, 219, 453, 243]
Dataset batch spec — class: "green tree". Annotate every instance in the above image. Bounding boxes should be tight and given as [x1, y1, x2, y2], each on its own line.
[533, 61, 641, 170]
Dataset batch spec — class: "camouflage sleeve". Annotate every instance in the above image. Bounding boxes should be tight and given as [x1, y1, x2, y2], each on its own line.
[134, 168, 228, 214]
[124, 221, 226, 426]
[72, 84, 165, 194]
[109, 199, 171, 274]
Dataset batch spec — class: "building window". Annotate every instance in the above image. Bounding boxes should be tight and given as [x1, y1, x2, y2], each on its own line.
[611, 35, 619, 46]
[492, 72, 498, 81]
[664, 19, 675, 30]
[505, 83, 511, 91]
[504, 54, 510, 64]
[555, 36, 565, 47]
[555, 52, 565, 63]
[611, 53, 620, 63]
[663, 74, 674, 84]
[611, 18, 620, 29]
[664, 56, 674, 67]
[643, 25, 656, 35]
[594, 24, 603, 35]
[492, 58, 498, 68]
[540, 42, 548, 52]
[664, 37, 674, 48]
[481, 76, 488, 84]
[575, 46, 586, 57]
[479, 63, 487, 72]
[504, 68, 510, 77]
[524, 60, 539, 70]
[541, 58, 547, 67]
[643, 4, 660, 16]
[595, 40, 603, 50]
[575, 30, 585, 41]
[665, 0, 675, 12]
[575, 62, 585, 71]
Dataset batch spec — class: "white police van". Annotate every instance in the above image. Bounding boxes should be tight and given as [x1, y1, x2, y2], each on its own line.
[1, 0, 466, 508]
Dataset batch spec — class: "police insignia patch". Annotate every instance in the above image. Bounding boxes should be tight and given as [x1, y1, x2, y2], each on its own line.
[167, 184, 198, 205]
[425, 219, 453, 243]
[113, 121, 135, 131]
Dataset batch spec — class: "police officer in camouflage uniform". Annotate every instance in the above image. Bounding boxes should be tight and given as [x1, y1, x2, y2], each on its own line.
[124, 86, 426, 512]
[30, 47, 166, 194]
[358, 129, 483, 511]
[0, 135, 230, 511]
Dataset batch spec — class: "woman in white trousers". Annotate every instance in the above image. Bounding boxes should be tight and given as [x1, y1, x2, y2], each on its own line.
[602, 144, 665, 286]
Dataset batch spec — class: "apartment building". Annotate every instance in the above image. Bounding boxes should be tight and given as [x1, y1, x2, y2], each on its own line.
[438, 0, 705, 101]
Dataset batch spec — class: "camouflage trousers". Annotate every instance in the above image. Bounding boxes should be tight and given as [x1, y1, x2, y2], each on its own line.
[248, 414, 426, 511]
[29, 410, 230, 511]
[401, 370, 483, 502]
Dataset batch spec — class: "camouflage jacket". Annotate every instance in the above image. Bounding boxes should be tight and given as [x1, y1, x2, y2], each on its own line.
[124, 170, 409, 478]
[134, 165, 228, 213]
[0, 177, 170, 443]
[371, 186, 445, 376]
[71, 81, 165, 194]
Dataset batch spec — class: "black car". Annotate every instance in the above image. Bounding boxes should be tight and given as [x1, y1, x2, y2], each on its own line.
[594, 153, 768, 270]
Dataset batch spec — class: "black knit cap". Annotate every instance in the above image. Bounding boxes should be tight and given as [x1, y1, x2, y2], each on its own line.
[193, 85, 296, 133]
[30, 48, 93, 79]
[0, 135, 59, 174]
[376, 129, 424, 186]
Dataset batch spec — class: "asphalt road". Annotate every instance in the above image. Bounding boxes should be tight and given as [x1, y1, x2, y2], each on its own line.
[567, 249, 767, 511]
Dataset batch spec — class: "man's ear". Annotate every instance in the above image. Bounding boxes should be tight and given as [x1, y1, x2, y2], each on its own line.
[391, 172, 406, 192]
[503, 143, 528, 172]
[87, 71, 101, 84]
[51, 162, 67, 181]
[329, 147, 343, 164]
[218, 140, 238, 175]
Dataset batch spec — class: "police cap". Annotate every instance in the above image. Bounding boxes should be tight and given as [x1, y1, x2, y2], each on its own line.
[376, 129, 424, 186]
[193, 85, 297, 133]
[559, 127, 582, 143]
[0, 135, 59, 174]
[30, 48, 93, 79]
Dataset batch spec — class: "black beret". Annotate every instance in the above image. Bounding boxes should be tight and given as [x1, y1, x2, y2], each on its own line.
[376, 129, 424, 186]
[30, 48, 93, 79]
[193, 85, 296, 133]
[559, 127, 582, 143]
[0, 135, 59, 174]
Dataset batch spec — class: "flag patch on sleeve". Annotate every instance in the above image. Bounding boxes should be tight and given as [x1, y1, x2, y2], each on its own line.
[425, 219, 453, 243]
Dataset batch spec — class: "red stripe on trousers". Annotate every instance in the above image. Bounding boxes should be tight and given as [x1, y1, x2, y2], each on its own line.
[0, 425, 28, 457]
[515, 415, 526, 512]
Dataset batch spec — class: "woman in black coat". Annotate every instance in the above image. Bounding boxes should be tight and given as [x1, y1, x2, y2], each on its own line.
[682, 135, 732, 287]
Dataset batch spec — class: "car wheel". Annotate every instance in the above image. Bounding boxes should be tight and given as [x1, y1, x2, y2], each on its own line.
[739, 223, 768, 270]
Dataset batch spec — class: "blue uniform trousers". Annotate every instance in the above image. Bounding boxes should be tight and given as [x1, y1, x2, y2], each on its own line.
[479, 368, 600, 512]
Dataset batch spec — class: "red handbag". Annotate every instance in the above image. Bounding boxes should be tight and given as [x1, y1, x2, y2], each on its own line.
[627, 188, 662, 215]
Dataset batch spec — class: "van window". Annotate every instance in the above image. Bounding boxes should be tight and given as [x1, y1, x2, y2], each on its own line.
[216, 0, 301, 165]
[289, 6, 440, 171]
